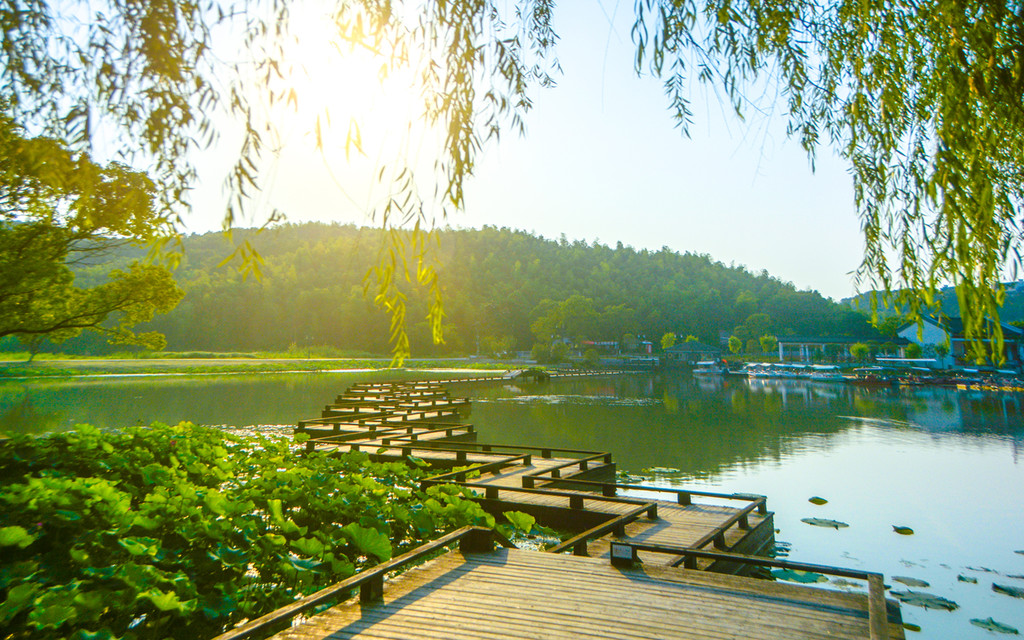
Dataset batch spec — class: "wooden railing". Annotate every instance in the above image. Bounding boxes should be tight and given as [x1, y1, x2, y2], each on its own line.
[211, 526, 511, 640]
[607, 543, 889, 640]
[528, 477, 770, 514]
[547, 503, 659, 555]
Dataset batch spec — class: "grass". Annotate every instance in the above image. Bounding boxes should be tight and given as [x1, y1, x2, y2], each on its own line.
[0, 354, 515, 379]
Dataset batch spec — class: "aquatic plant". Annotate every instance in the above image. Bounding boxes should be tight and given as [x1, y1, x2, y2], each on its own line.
[0, 422, 493, 639]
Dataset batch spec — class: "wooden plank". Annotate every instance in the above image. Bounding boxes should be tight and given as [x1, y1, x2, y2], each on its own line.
[270, 549, 901, 640]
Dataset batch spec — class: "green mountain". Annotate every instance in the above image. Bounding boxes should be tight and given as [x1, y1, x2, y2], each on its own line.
[10, 224, 879, 355]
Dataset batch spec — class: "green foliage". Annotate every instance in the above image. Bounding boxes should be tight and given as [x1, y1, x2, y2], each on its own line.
[905, 343, 922, 358]
[850, 342, 871, 362]
[39, 225, 875, 357]
[0, 422, 492, 639]
[634, 0, 1024, 361]
[660, 332, 676, 350]
[0, 115, 183, 349]
[759, 335, 778, 354]
[728, 335, 743, 354]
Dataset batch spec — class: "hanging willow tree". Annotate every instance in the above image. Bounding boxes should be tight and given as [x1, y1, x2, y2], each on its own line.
[2, 0, 1021, 363]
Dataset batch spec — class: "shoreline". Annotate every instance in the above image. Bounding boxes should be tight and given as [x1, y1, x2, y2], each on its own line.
[0, 357, 519, 381]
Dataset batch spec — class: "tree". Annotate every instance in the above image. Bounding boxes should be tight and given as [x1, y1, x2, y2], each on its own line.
[661, 332, 676, 350]
[850, 343, 871, 362]
[7, 0, 1023, 360]
[684, 334, 698, 342]
[759, 335, 778, 354]
[934, 342, 950, 361]
[0, 115, 183, 350]
[905, 343, 922, 359]
[728, 335, 742, 354]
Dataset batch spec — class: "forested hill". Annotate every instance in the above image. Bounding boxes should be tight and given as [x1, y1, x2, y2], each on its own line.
[74, 224, 876, 355]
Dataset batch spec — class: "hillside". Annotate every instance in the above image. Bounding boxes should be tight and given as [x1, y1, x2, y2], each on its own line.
[844, 283, 1024, 325]
[10, 224, 879, 356]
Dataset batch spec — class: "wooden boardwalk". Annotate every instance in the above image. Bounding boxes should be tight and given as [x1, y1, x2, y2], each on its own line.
[240, 380, 908, 640]
[263, 546, 904, 640]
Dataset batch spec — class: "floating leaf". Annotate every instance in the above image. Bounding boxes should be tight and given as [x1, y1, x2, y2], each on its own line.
[892, 525, 914, 535]
[892, 590, 959, 611]
[993, 583, 1024, 599]
[893, 576, 930, 588]
[958, 575, 978, 584]
[772, 568, 828, 583]
[503, 511, 536, 534]
[0, 526, 35, 549]
[902, 622, 922, 632]
[342, 523, 391, 562]
[801, 517, 849, 529]
[808, 496, 828, 505]
[1016, 550, 1024, 556]
[970, 617, 1019, 634]
[644, 466, 680, 474]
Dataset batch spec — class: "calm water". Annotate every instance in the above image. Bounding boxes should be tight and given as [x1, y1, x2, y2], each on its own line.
[2, 370, 1022, 638]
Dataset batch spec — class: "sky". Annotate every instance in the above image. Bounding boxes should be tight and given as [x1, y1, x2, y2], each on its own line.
[188, 1, 865, 302]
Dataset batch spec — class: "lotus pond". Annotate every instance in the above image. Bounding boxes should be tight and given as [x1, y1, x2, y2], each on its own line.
[1, 369, 1022, 638]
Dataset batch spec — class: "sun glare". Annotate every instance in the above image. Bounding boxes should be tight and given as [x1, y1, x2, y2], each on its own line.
[253, 2, 449, 222]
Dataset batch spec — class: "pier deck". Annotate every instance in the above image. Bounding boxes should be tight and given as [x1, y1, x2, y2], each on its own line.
[251, 379, 906, 640]
[266, 546, 904, 640]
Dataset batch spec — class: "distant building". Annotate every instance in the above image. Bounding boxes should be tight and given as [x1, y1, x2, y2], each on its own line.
[775, 336, 909, 362]
[897, 316, 1024, 370]
[662, 341, 722, 364]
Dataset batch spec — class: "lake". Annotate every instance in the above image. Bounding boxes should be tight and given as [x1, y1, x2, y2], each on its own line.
[2, 369, 1022, 638]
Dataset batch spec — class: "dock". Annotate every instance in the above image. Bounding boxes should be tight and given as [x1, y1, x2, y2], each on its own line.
[215, 379, 906, 639]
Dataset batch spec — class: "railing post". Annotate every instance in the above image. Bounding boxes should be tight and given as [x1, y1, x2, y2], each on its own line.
[523, 454, 532, 466]
[570, 495, 584, 509]
[402, 447, 411, 457]
[360, 576, 384, 602]
[456, 451, 467, 463]
[522, 476, 535, 489]
[713, 532, 726, 549]
[305, 440, 315, 453]
[485, 486, 498, 500]
[739, 514, 750, 529]
[684, 554, 698, 570]
[541, 448, 551, 458]
[646, 504, 658, 519]
[573, 540, 588, 556]
[459, 528, 493, 553]
[580, 460, 589, 471]
[551, 469, 561, 479]
[677, 492, 692, 506]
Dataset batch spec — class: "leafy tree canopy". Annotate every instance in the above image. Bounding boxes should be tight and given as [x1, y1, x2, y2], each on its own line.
[0, 113, 183, 348]
[4, 0, 1021, 359]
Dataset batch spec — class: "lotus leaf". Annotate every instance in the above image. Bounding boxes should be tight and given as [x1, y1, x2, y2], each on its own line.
[958, 575, 978, 584]
[892, 525, 914, 535]
[0, 526, 35, 549]
[343, 523, 392, 562]
[993, 583, 1024, 599]
[970, 617, 1019, 634]
[808, 496, 828, 505]
[893, 576, 930, 588]
[902, 622, 922, 632]
[801, 517, 849, 529]
[891, 590, 959, 611]
[503, 511, 536, 534]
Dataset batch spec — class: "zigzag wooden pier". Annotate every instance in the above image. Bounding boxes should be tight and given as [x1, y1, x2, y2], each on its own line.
[216, 378, 905, 640]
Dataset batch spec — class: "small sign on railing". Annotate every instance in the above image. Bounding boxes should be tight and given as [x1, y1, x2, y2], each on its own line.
[610, 542, 638, 567]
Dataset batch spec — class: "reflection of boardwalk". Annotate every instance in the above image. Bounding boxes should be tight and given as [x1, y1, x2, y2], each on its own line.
[260, 380, 905, 640]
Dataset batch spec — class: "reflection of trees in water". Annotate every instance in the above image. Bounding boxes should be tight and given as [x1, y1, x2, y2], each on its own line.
[0, 393, 65, 434]
[478, 373, 1024, 479]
